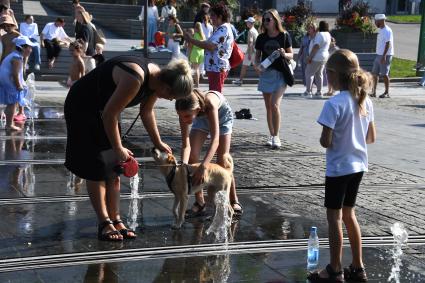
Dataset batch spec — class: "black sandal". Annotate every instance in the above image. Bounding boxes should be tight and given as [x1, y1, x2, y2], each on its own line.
[185, 201, 206, 218]
[307, 264, 344, 283]
[344, 264, 367, 282]
[98, 220, 123, 242]
[112, 219, 137, 239]
[231, 201, 243, 217]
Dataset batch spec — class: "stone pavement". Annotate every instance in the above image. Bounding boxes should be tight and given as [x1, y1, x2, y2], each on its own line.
[0, 81, 424, 282]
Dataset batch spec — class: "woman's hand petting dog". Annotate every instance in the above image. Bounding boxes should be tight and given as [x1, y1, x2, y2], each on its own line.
[157, 141, 173, 154]
[192, 163, 207, 186]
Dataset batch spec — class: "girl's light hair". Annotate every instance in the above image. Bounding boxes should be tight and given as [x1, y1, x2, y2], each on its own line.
[159, 59, 193, 99]
[261, 9, 285, 34]
[175, 89, 206, 112]
[194, 22, 206, 40]
[326, 49, 372, 116]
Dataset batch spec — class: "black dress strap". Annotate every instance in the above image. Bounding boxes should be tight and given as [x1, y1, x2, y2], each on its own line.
[115, 62, 143, 81]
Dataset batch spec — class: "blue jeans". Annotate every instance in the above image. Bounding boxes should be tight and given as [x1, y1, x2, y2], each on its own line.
[29, 38, 41, 66]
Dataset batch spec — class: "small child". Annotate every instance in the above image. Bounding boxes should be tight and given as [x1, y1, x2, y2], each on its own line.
[185, 28, 194, 56]
[176, 89, 242, 218]
[188, 23, 205, 88]
[308, 49, 376, 283]
[66, 40, 85, 87]
[92, 43, 105, 67]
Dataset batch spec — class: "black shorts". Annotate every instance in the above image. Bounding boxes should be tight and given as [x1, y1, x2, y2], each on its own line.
[324, 172, 364, 209]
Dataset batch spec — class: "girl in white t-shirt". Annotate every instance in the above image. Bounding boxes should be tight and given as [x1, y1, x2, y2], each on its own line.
[308, 49, 376, 283]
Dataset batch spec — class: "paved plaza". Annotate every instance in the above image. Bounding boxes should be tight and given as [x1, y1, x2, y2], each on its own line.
[0, 80, 424, 282]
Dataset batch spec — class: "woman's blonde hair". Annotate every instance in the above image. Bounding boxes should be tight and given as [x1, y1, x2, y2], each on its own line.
[261, 9, 285, 34]
[194, 22, 206, 40]
[159, 59, 193, 99]
[305, 21, 317, 32]
[175, 89, 206, 112]
[326, 49, 372, 116]
[80, 11, 92, 24]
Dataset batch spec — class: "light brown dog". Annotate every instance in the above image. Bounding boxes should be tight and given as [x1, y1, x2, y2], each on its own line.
[152, 148, 234, 229]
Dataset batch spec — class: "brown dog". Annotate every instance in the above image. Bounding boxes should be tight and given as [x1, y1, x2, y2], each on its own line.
[151, 148, 234, 229]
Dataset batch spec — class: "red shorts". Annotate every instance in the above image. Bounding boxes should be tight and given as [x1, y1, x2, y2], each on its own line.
[207, 71, 228, 93]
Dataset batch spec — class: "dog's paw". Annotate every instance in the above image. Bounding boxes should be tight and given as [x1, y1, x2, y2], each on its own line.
[171, 223, 182, 230]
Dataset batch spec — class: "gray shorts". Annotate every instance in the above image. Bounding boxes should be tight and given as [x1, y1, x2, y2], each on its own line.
[372, 55, 393, 76]
[191, 100, 233, 135]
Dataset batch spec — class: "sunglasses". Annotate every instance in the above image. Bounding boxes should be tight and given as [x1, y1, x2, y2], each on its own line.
[262, 17, 272, 23]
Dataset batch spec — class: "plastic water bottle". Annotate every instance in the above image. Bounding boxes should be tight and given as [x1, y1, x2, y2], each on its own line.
[307, 226, 319, 266]
[260, 50, 281, 70]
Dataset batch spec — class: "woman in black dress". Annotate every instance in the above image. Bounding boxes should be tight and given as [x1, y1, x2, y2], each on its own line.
[64, 56, 193, 241]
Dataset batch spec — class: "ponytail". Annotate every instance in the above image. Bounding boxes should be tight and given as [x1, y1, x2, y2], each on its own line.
[159, 59, 193, 99]
[327, 49, 373, 116]
[347, 69, 372, 116]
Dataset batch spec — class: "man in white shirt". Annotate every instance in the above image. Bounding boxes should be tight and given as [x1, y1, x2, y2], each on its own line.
[160, 0, 176, 32]
[232, 17, 259, 86]
[20, 15, 41, 71]
[40, 17, 71, 68]
[371, 14, 394, 98]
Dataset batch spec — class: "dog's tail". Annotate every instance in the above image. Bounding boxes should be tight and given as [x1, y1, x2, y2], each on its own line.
[222, 153, 234, 173]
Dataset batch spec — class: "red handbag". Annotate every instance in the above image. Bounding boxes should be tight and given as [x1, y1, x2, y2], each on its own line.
[229, 41, 244, 69]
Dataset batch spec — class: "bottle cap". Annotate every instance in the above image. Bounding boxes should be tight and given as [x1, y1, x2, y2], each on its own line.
[311, 226, 317, 233]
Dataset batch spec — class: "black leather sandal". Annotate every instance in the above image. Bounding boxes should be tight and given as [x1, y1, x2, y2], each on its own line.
[307, 264, 344, 282]
[344, 264, 368, 282]
[98, 220, 123, 241]
[231, 201, 243, 217]
[185, 201, 206, 218]
[112, 219, 137, 239]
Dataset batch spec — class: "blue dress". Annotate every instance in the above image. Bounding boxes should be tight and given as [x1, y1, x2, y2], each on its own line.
[0, 51, 28, 106]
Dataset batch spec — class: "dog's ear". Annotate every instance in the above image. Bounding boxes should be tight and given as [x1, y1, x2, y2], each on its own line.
[167, 154, 177, 164]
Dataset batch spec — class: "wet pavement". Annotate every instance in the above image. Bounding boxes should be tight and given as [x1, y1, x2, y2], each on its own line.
[0, 82, 424, 282]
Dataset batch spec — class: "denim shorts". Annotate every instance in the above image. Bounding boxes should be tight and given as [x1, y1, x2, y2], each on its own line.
[191, 100, 233, 135]
[258, 68, 286, 93]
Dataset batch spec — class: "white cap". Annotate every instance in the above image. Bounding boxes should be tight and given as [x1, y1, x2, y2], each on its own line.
[13, 36, 37, 48]
[374, 14, 386, 21]
[245, 17, 255, 23]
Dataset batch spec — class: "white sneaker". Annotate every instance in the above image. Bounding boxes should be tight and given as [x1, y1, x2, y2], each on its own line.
[304, 91, 313, 98]
[272, 136, 281, 149]
[266, 136, 273, 146]
[34, 64, 40, 71]
[232, 79, 242, 86]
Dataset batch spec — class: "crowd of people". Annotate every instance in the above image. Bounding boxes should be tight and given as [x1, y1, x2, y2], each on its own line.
[62, 3, 378, 282]
[0, 1, 400, 281]
[0, 0, 106, 126]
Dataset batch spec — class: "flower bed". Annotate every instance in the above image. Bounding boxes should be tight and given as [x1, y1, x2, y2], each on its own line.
[282, 3, 313, 48]
[332, 1, 377, 53]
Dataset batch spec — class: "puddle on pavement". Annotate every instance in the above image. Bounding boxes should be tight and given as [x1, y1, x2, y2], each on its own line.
[0, 246, 423, 283]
